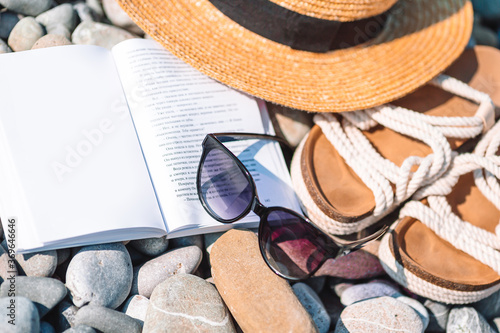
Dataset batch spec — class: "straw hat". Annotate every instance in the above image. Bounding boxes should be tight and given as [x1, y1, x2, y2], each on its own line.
[117, 0, 473, 112]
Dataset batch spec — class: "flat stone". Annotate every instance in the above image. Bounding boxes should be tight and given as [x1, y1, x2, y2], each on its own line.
[36, 4, 77, 33]
[102, 0, 143, 35]
[340, 281, 400, 306]
[395, 295, 429, 332]
[33, 31, 73, 48]
[8, 17, 45, 52]
[66, 243, 133, 309]
[334, 296, 423, 333]
[131, 245, 202, 298]
[14, 248, 58, 277]
[0, 11, 20, 39]
[473, 289, 500, 320]
[72, 21, 135, 49]
[316, 248, 385, 279]
[0, 276, 67, 318]
[143, 274, 235, 332]
[63, 325, 97, 333]
[169, 235, 204, 250]
[40, 321, 56, 333]
[129, 236, 169, 256]
[447, 306, 496, 333]
[293, 282, 331, 333]
[424, 299, 450, 332]
[75, 305, 142, 333]
[0, 0, 52, 16]
[122, 295, 149, 325]
[210, 229, 317, 332]
[0, 296, 40, 333]
[54, 300, 79, 332]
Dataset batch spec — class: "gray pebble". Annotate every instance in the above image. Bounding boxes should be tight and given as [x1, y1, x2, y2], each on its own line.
[122, 295, 149, 325]
[132, 245, 202, 298]
[0, 276, 67, 318]
[170, 235, 204, 250]
[72, 21, 135, 49]
[54, 300, 79, 332]
[86, 0, 105, 20]
[36, 4, 77, 34]
[394, 295, 429, 332]
[334, 296, 423, 333]
[293, 283, 330, 333]
[8, 17, 45, 52]
[66, 243, 132, 309]
[40, 321, 56, 333]
[473, 289, 500, 320]
[0, 0, 52, 16]
[57, 248, 72, 266]
[130, 236, 169, 256]
[63, 325, 97, 333]
[102, 0, 143, 35]
[0, 11, 20, 39]
[0, 296, 40, 333]
[126, 244, 151, 266]
[340, 281, 400, 306]
[144, 274, 235, 332]
[75, 305, 142, 333]
[73, 3, 96, 22]
[14, 248, 58, 277]
[447, 306, 496, 333]
[424, 299, 450, 332]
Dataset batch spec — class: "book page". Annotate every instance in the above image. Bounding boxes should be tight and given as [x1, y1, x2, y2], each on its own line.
[0, 45, 165, 252]
[112, 39, 301, 234]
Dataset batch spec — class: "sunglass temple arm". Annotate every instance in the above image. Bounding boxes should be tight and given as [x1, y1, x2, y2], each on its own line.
[330, 225, 389, 256]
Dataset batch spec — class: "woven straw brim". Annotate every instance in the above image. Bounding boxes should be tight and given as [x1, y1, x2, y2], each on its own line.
[118, 0, 472, 113]
[266, 0, 399, 21]
[378, 228, 500, 304]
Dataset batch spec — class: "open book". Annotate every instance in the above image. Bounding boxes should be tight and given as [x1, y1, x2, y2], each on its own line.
[0, 39, 301, 253]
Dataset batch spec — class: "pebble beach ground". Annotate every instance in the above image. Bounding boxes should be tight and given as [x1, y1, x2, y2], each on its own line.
[0, 0, 500, 332]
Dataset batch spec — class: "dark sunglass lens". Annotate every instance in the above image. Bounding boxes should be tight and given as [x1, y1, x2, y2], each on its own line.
[260, 210, 334, 279]
[200, 148, 253, 221]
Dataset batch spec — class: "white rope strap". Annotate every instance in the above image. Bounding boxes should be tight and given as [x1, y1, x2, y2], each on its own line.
[399, 121, 500, 274]
[314, 74, 495, 219]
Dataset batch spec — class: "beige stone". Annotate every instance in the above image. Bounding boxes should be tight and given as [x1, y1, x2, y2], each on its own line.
[31, 34, 72, 49]
[210, 229, 318, 333]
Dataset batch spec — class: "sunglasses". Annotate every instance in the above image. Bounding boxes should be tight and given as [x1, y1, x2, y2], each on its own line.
[196, 133, 387, 281]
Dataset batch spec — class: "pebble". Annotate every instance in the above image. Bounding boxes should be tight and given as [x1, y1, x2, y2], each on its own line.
[334, 296, 423, 333]
[204, 232, 224, 256]
[316, 249, 385, 279]
[54, 300, 79, 331]
[63, 325, 97, 333]
[73, 3, 96, 22]
[0, 0, 52, 16]
[292, 283, 331, 333]
[131, 245, 202, 298]
[143, 274, 236, 332]
[74, 305, 142, 333]
[102, 0, 143, 35]
[0, 276, 67, 318]
[40, 321, 56, 333]
[210, 229, 317, 332]
[66, 243, 133, 309]
[8, 17, 46, 52]
[71, 21, 136, 49]
[14, 249, 58, 277]
[340, 281, 400, 306]
[394, 295, 429, 332]
[169, 235, 204, 250]
[447, 306, 496, 333]
[0, 296, 40, 333]
[129, 236, 169, 256]
[87, 0, 105, 19]
[472, 288, 500, 320]
[424, 299, 450, 332]
[36, 4, 77, 34]
[126, 244, 152, 266]
[122, 295, 149, 324]
[0, 11, 20, 39]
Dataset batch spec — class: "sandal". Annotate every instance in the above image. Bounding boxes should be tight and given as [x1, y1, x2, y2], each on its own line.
[378, 120, 500, 304]
[291, 46, 500, 236]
